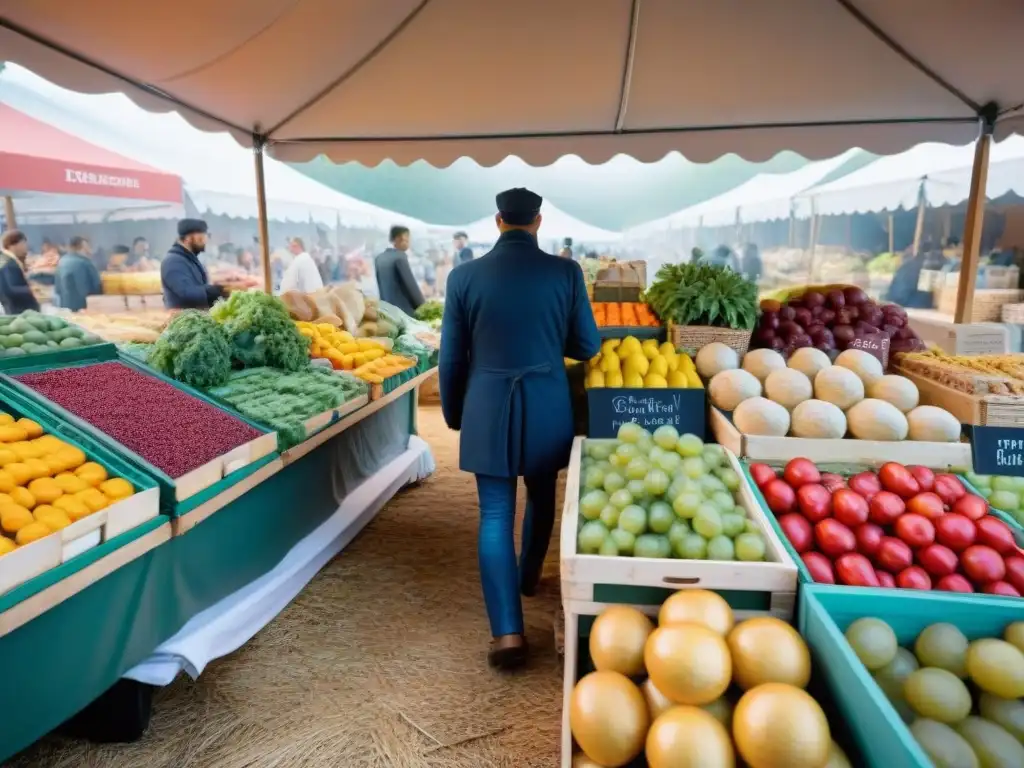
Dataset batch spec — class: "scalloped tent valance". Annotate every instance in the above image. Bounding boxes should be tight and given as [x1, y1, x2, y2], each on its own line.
[1, 0, 1022, 167]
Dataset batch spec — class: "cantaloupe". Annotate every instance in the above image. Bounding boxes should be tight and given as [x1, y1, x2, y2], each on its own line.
[733, 397, 791, 437]
[907, 406, 961, 442]
[867, 375, 920, 413]
[814, 367, 865, 411]
[708, 369, 762, 412]
[788, 348, 832, 381]
[846, 399, 909, 441]
[696, 342, 739, 380]
[765, 368, 813, 410]
[742, 349, 787, 383]
[835, 349, 884, 387]
[790, 400, 848, 439]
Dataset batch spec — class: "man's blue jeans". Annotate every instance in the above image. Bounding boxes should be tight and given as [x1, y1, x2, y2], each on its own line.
[474, 472, 558, 637]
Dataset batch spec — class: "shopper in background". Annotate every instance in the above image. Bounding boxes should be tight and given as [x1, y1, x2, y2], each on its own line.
[439, 187, 600, 670]
[374, 225, 425, 316]
[453, 231, 474, 266]
[0, 230, 40, 314]
[279, 237, 323, 293]
[161, 219, 225, 310]
[55, 235, 102, 311]
[741, 243, 763, 284]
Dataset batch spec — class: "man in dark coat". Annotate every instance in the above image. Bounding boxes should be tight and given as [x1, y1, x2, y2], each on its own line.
[0, 230, 40, 314]
[374, 225, 424, 316]
[161, 219, 225, 310]
[440, 188, 601, 669]
[55, 235, 102, 311]
[453, 231, 474, 266]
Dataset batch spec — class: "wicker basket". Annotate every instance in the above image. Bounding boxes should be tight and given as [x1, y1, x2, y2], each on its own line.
[938, 288, 1024, 323]
[670, 324, 751, 356]
[1002, 303, 1024, 324]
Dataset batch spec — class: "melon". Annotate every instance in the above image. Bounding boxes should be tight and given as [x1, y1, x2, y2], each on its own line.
[742, 349, 787, 383]
[814, 367, 865, 410]
[764, 368, 813, 410]
[906, 405, 961, 442]
[790, 400, 848, 439]
[867, 375, 920, 413]
[733, 397, 790, 437]
[708, 369, 762, 412]
[696, 342, 739, 380]
[788, 348, 831, 381]
[835, 349, 884, 387]
[846, 399, 909, 441]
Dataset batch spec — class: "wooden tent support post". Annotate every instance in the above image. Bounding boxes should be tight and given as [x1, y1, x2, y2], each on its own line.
[788, 213, 795, 247]
[253, 138, 272, 294]
[888, 213, 894, 255]
[911, 185, 927, 257]
[3, 197, 16, 230]
[953, 128, 993, 324]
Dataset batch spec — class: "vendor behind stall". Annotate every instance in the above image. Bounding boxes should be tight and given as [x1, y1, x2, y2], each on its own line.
[55, 235, 102, 311]
[0, 230, 40, 314]
[161, 219, 226, 310]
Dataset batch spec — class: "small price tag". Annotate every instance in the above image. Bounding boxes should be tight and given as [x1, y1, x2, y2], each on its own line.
[970, 426, 1024, 477]
[848, 332, 890, 368]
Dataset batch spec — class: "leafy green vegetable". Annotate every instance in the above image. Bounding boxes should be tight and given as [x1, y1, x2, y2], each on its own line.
[119, 341, 155, 362]
[210, 291, 311, 371]
[645, 263, 757, 330]
[414, 300, 444, 323]
[147, 310, 233, 388]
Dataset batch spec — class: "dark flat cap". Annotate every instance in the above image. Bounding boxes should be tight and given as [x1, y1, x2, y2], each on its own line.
[496, 187, 542, 226]
[177, 218, 208, 238]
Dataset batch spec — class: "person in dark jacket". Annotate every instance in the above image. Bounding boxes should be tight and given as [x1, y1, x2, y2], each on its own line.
[161, 219, 225, 310]
[374, 225, 424, 316]
[55, 235, 103, 311]
[452, 231, 474, 266]
[740, 243, 763, 284]
[0, 230, 40, 314]
[440, 187, 601, 669]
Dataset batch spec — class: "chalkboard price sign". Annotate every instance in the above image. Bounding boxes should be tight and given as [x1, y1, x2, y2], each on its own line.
[848, 332, 890, 368]
[970, 425, 1024, 476]
[586, 388, 706, 439]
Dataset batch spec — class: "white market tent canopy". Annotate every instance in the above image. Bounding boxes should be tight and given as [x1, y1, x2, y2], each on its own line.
[799, 136, 1024, 217]
[0, 65, 424, 230]
[0, 1, 1022, 167]
[456, 203, 622, 245]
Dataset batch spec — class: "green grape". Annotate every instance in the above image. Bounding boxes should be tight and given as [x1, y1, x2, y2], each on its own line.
[905, 669, 972, 723]
[618, 505, 648, 535]
[682, 456, 708, 479]
[609, 528, 636, 556]
[992, 475, 1016, 492]
[626, 479, 648, 503]
[744, 519, 759, 534]
[579, 490, 608, 520]
[616, 443, 640, 463]
[599, 505, 621, 529]
[721, 511, 747, 538]
[914, 623, 968, 678]
[617, 422, 644, 444]
[577, 521, 609, 554]
[653, 425, 680, 451]
[648, 501, 675, 534]
[581, 456, 593, 471]
[845, 618, 898, 671]
[735, 532, 766, 561]
[702, 444, 727, 470]
[956, 717, 1024, 767]
[710, 491, 735, 513]
[636, 434, 655, 455]
[716, 467, 741, 491]
[699, 474, 727, 495]
[586, 440, 614, 460]
[647, 445, 666, 464]
[626, 457, 651, 481]
[609, 488, 634, 510]
[707, 535, 735, 561]
[583, 466, 607, 491]
[644, 468, 671, 497]
[673, 492, 702, 519]
[598, 538, 620, 557]
[676, 532, 707, 560]
[656, 451, 683, 474]
[603, 471, 626, 494]
[667, 520, 690, 550]
[676, 433, 705, 458]
[635, 533, 671, 559]
[608, 452, 628, 469]
[873, 647, 919, 702]
[909, 720, 981, 768]
[693, 503, 723, 538]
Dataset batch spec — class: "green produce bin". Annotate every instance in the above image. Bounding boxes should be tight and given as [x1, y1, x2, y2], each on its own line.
[0, 336, 118, 373]
[0, 358, 277, 517]
[798, 585, 1024, 768]
[958, 474, 1024, 547]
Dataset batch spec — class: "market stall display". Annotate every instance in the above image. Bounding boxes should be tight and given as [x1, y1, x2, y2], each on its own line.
[413, 299, 443, 329]
[583, 337, 700, 389]
[590, 301, 661, 329]
[750, 457, 1024, 594]
[964, 472, 1024, 527]
[210, 291, 310, 371]
[0, 311, 105, 364]
[70, 311, 173, 344]
[100, 271, 162, 296]
[147, 310, 233, 389]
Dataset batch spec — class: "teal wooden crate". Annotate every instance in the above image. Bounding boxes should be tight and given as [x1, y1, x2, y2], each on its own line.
[0, 339, 118, 373]
[798, 585, 1024, 768]
[958, 474, 1024, 548]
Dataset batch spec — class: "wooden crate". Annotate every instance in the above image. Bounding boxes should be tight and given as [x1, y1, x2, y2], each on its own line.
[709, 406, 973, 467]
[560, 437, 798, 622]
[892, 365, 1024, 428]
[938, 287, 1024, 323]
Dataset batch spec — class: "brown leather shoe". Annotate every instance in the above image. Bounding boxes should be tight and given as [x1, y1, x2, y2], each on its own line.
[488, 634, 528, 670]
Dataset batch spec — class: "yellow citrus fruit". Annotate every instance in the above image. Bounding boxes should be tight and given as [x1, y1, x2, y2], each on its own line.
[34, 506, 72, 532]
[75, 462, 108, 486]
[100, 478, 135, 501]
[0, 504, 33, 534]
[0, 413, 13, 426]
[644, 373, 668, 389]
[24, 458, 50, 480]
[0, 536, 15, 555]
[16, 521, 51, 546]
[75, 488, 110, 513]
[4, 463, 31, 486]
[54, 495, 91, 521]
[28, 478, 62, 504]
[54, 473, 88, 494]
[9, 487, 35, 510]
[16, 419, 43, 439]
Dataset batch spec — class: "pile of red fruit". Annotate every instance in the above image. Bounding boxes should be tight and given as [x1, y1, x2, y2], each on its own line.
[751, 458, 1024, 595]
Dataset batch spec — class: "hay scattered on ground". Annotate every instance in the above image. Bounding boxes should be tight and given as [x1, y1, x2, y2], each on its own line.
[11, 406, 564, 768]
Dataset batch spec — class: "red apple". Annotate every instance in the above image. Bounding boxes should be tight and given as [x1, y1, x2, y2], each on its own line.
[1005, 554, 1024, 594]
[783, 458, 821, 489]
[802, 552, 836, 584]
[934, 513, 977, 552]
[894, 513, 936, 549]
[916, 544, 958, 578]
[750, 463, 777, 490]
[982, 581, 1021, 597]
[815, 519, 856, 558]
[936, 574, 974, 593]
[797, 483, 833, 523]
[878, 462, 921, 499]
[820, 472, 846, 494]
[762, 479, 796, 514]
[848, 471, 882, 501]
[974, 516, 1017, 555]
[855, 523, 885, 557]
[876, 537, 913, 573]
[835, 553, 880, 587]
[907, 465, 935, 492]
[952, 494, 989, 522]
[876, 570, 896, 588]
[961, 545, 1006, 584]
[934, 474, 967, 506]
[832, 489, 869, 528]
[906, 492, 945, 521]
[778, 514, 813, 553]
[897, 566, 933, 590]
[869, 491, 906, 526]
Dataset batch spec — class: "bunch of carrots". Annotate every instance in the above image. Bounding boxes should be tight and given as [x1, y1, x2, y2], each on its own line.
[590, 302, 661, 328]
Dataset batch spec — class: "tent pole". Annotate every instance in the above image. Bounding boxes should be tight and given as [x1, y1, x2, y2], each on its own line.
[3, 197, 16, 230]
[911, 184, 927, 257]
[808, 200, 819, 283]
[953, 127, 993, 324]
[253, 138, 272, 293]
[888, 213, 894, 255]
[788, 212, 795, 247]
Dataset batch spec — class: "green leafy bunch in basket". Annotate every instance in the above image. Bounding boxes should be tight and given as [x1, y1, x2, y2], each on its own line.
[645, 262, 758, 330]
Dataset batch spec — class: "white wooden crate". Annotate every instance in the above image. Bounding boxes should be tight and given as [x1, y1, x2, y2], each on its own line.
[559, 436, 798, 622]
